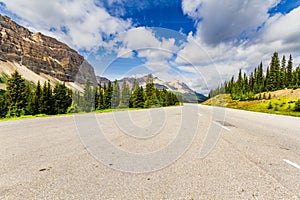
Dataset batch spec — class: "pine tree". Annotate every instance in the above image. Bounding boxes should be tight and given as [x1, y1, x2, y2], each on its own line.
[257, 62, 264, 92]
[40, 81, 54, 115]
[5, 71, 28, 117]
[144, 74, 159, 107]
[97, 83, 104, 110]
[132, 79, 140, 92]
[130, 86, 145, 108]
[31, 80, 42, 115]
[280, 55, 286, 88]
[0, 92, 7, 118]
[103, 81, 113, 109]
[269, 52, 280, 90]
[287, 54, 293, 87]
[82, 79, 94, 112]
[119, 80, 131, 108]
[53, 82, 72, 114]
[111, 80, 120, 108]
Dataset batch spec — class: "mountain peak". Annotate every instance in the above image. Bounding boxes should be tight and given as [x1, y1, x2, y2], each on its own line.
[0, 15, 97, 85]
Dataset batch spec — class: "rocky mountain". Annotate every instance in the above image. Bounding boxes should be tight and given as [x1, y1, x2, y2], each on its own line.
[97, 75, 207, 102]
[0, 15, 97, 85]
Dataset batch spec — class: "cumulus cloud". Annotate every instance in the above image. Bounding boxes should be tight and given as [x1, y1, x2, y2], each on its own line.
[259, 6, 300, 50]
[177, 0, 300, 93]
[1, 0, 132, 51]
[182, 0, 279, 45]
[116, 27, 179, 71]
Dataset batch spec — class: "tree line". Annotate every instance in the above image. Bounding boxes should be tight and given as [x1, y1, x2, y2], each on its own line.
[74, 74, 179, 112]
[0, 71, 72, 118]
[0, 72, 179, 118]
[209, 52, 300, 100]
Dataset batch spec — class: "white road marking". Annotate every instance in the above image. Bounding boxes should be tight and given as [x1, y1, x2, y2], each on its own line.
[283, 159, 300, 170]
[212, 121, 231, 131]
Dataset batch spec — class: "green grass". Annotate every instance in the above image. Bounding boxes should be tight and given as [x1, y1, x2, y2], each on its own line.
[241, 97, 300, 117]
[0, 106, 161, 122]
[202, 94, 300, 117]
[0, 72, 9, 84]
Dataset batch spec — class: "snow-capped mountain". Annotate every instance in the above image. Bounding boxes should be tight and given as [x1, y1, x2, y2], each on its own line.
[96, 75, 207, 102]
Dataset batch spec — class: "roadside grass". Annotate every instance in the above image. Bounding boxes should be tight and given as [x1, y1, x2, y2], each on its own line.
[202, 93, 300, 117]
[0, 105, 179, 122]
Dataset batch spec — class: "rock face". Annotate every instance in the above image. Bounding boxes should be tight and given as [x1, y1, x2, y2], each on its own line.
[0, 15, 97, 84]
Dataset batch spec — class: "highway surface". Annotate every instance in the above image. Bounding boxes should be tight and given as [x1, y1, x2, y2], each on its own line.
[0, 104, 299, 199]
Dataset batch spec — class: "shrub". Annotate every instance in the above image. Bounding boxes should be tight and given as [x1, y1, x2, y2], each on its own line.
[294, 99, 300, 112]
[267, 102, 273, 109]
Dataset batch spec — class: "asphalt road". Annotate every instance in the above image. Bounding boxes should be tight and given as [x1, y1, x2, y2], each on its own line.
[0, 104, 299, 199]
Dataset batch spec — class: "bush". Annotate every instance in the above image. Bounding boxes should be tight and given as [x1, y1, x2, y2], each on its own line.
[294, 99, 300, 112]
[267, 102, 273, 109]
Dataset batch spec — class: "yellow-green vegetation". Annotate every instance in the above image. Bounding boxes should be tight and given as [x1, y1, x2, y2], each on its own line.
[203, 89, 300, 117]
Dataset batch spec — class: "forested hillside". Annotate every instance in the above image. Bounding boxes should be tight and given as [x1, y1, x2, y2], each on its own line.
[209, 52, 300, 100]
[0, 72, 178, 118]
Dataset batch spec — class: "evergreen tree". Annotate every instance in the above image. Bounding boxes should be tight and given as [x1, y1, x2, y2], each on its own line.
[130, 86, 145, 108]
[280, 55, 286, 88]
[103, 81, 113, 109]
[111, 80, 120, 108]
[257, 62, 264, 92]
[144, 74, 159, 107]
[208, 53, 300, 100]
[31, 80, 42, 115]
[97, 83, 104, 110]
[132, 79, 140, 92]
[40, 81, 54, 115]
[53, 82, 72, 114]
[82, 79, 94, 112]
[287, 54, 293, 87]
[0, 92, 7, 118]
[119, 80, 131, 108]
[269, 52, 280, 90]
[5, 71, 28, 117]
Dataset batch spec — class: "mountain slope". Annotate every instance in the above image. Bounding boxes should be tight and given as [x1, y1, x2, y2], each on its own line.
[203, 89, 300, 117]
[97, 75, 207, 102]
[0, 15, 97, 85]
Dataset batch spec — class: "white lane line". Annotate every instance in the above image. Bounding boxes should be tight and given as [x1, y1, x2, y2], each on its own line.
[212, 121, 231, 131]
[283, 159, 300, 170]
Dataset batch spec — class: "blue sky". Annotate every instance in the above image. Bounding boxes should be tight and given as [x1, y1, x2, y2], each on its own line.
[1, 0, 300, 94]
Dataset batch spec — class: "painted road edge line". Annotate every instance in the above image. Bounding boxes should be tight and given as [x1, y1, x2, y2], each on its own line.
[283, 159, 300, 170]
[212, 121, 231, 131]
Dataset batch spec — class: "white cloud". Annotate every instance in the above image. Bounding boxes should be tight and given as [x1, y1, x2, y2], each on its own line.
[182, 0, 279, 45]
[115, 27, 179, 72]
[260, 7, 300, 49]
[176, 1, 300, 93]
[1, 0, 132, 51]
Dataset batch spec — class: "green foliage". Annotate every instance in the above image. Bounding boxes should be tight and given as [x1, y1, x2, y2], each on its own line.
[0, 72, 179, 119]
[67, 103, 81, 113]
[130, 86, 145, 108]
[294, 99, 300, 112]
[53, 82, 72, 114]
[103, 81, 113, 109]
[82, 79, 95, 112]
[209, 52, 299, 100]
[5, 71, 28, 117]
[111, 80, 120, 108]
[119, 80, 131, 108]
[0, 72, 9, 84]
[40, 81, 54, 115]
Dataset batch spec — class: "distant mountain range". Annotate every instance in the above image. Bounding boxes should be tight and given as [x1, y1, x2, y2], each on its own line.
[97, 75, 207, 102]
